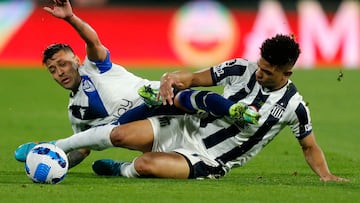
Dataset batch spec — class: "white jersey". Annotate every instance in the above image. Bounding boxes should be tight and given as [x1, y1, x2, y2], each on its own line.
[69, 51, 159, 133]
[150, 58, 312, 175]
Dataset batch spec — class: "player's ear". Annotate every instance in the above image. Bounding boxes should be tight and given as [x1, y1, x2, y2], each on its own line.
[75, 55, 80, 66]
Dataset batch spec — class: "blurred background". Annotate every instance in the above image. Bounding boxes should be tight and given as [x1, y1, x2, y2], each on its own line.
[0, 0, 359, 69]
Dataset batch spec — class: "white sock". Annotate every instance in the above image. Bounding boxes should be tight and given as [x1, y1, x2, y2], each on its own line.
[55, 124, 115, 153]
[120, 159, 139, 178]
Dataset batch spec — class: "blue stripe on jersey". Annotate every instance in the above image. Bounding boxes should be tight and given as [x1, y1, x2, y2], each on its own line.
[295, 103, 312, 139]
[69, 76, 108, 120]
[228, 72, 257, 102]
[91, 50, 112, 74]
[215, 83, 298, 164]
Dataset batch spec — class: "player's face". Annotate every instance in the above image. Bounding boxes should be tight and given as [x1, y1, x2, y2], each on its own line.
[256, 58, 291, 91]
[45, 50, 81, 92]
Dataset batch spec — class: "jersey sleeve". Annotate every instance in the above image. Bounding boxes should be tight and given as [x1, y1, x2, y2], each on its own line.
[210, 58, 255, 86]
[288, 101, 313, 140]
[85, 49, 112, 74]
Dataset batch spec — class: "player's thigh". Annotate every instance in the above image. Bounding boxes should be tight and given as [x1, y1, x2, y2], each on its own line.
[135, 152, 190, 179]
[110, 119, 154, 152]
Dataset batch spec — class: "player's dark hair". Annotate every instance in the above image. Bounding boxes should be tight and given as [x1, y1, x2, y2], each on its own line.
[260, 34, 300, 69]
[42, 43, 74, 64]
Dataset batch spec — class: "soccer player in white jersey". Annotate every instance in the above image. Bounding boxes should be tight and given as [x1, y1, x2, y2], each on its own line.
[14, 0, 160, 168]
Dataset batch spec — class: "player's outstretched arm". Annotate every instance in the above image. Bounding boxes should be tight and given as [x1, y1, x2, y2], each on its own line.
[299, 133, 349, 182]
[43, 0, 106, 61]
[158, 68, 213, 105]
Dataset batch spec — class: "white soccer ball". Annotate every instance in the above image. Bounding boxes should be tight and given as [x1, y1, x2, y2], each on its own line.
[25, 143, 68, 184]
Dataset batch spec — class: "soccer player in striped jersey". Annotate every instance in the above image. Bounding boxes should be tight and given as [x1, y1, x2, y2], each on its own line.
[14, 0, 160, 168]
[42, 33, 345, 181]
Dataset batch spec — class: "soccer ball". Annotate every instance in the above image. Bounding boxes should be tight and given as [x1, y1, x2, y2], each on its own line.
[25, 143, 68, 184]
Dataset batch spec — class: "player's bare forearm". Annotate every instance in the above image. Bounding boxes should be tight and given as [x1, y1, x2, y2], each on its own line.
[44, 0, 106, 61]
[301, 140, 348, 182]
[65, 15, 97, 46]
[64, 14, 106, 60]
[158, 69, 213, 105]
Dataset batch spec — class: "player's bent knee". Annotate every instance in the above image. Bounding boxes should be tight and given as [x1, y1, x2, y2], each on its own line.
[109, 126, 128, 147]
[133, 154, 156, 176]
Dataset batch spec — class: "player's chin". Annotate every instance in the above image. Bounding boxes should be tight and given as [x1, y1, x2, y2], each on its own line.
[256, 80, 265, 86]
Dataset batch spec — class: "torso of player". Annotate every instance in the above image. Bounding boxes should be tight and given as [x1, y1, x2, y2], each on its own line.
[187, 58, 312, 168]
[68, 57, 159, 133]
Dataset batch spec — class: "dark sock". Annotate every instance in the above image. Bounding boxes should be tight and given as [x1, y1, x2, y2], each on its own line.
[178, 90, 234, 116]
[67, 150, 87, 169]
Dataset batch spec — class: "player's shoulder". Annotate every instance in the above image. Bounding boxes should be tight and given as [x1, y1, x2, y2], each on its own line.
[213, 58, 255, 74]
[217, 58, 253, 67]
[286, 81, 308, 108]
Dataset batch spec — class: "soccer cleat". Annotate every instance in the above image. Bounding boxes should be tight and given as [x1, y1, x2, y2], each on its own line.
[229, 103, 261, 125]
[243, 106, 261, 125]
[14, 141, 55, 162]
[14, 142, 39, 162]
[138, 85, 162, 107]
[92, 159, 124, 176]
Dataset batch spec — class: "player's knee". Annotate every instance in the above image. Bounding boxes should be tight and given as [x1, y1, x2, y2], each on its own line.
[133, 154, 157, 176]
[109, 126, 128, 147]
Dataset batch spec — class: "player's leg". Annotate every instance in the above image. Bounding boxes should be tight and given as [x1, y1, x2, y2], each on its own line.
[174, 89, 233, 115]
[67, 149, 91, 169]
[175, 89, 260, 124]
[54, 124, 115, 152]
[109, 119, 155, 152]
[14, 119, 154, 162]
[92, 152, 190, 179]
[116, 103, 184, 125]
[138, 85, 259, 123]
[134, 152, 190, 178]
[14, 141, 90, 168]
[55, 119, 154, 153]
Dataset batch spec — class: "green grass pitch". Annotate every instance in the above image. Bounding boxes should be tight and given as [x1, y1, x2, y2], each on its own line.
[0, 67, 359, 203]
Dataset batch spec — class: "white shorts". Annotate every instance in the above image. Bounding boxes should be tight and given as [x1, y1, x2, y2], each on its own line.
[148, 115, 227, 179]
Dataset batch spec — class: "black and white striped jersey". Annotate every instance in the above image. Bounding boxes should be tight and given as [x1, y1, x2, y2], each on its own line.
[190, 58, 312, 170]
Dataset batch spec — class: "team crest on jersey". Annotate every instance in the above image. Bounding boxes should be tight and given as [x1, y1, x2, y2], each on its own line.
[270, 104, 285, 119]
[82, 79, 96, 92]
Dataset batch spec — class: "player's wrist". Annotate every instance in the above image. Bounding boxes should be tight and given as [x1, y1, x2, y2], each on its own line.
[64, 13, 75, 21]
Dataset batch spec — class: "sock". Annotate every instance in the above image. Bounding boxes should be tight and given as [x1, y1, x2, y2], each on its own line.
[178, 90, 234, 116]
[55, 124, 115, 153]
[120, 159, 139, 178]
[67, 150, 87, 169]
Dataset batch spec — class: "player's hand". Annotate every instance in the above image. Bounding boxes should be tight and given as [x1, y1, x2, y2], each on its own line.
[43, 0, 73, 20]
[158, 72, 184, 105]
